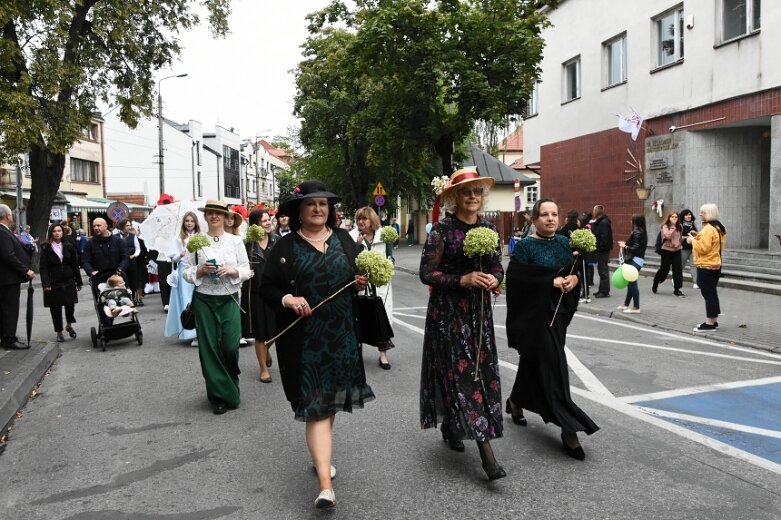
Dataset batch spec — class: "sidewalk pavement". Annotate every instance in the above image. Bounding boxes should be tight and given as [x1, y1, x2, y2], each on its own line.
[391, 244, 780, 354]
[2, 243, 778, 439]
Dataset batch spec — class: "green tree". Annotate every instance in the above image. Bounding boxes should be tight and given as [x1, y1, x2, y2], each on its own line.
[299, 0, 553, 183]
[1, 0, 231, 245]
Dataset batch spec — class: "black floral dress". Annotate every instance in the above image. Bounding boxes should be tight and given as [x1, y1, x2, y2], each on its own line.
[419, 213, 504, 442]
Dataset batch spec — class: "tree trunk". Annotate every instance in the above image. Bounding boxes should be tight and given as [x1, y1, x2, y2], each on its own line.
[434, 135, 454, 177]
[27, 143, 65, 271]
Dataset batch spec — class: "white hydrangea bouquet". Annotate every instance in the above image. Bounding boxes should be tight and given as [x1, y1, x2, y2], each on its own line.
[463, 226, 499, 381]
[379, 225, 399, 245]
[265, 250, 395, 346]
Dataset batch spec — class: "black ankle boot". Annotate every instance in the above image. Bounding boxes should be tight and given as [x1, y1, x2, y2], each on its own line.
[505, 399, 527, 426]
[477, 441, 506, 481]
[440, 423, 465, 452]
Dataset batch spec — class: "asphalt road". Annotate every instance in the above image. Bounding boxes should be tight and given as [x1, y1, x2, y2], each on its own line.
[1, 270, 780, 519]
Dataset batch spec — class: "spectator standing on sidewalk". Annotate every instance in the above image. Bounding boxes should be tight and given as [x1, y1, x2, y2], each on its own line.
[591, 205, 613, 298]
[652, 211, 686, 297]
[679, 209, 698, 289]
[0, 204, 36, 350]
[687, 203, 727, 332]
[617, 214, 647, 314]
[579, 212, 595, 289]
[39, 223, 83, 342]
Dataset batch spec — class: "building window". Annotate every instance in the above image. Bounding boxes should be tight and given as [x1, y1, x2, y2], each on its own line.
[526, 186, 538, 205]
[223, 145, 240, 198]
[197, 171, 202, 197]
[721, 0, 760, 42]
[526, 82, 539, 117]
[196, 141, 201, 166]
[562, 56, 580, 103]
[603, 33, 627, 87]
[81, 124, 98, 141]
[70, 158, 99, 183]
[654, 7, 684, 68]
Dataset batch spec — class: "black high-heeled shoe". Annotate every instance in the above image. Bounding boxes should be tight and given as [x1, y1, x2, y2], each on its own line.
[440, 423, 465, 452]
[561, 433, 586, 460]
[477, 441, 506, 481]
[505, 399, 527, 426]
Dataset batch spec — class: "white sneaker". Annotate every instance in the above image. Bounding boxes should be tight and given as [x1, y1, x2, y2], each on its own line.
[623, 308, 641, 314]
[191, 338, 199, 347]
[239, 337, 248, 346]
[163, 304, 169, 312]
[617, 305, 629, 310]
[315, 489, 335, 508]
[693, 284, 699, 289]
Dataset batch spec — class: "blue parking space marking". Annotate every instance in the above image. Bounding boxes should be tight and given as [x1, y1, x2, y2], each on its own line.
[636, 382, 781, 465]
[636, 383, 781, 431]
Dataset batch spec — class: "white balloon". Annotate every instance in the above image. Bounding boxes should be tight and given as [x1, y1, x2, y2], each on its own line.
[622, 264, 639, 282]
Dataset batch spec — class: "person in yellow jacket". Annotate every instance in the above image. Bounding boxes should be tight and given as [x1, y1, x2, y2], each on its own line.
[686, 203, 727, 332]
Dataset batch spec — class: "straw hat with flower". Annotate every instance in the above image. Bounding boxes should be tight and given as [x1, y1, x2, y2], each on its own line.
[431, 167, 495, 222]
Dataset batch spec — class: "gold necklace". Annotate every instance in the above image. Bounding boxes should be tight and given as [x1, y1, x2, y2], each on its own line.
[298, 228, 331, 243]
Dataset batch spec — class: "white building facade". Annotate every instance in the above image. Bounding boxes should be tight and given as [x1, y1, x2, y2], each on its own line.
[524, 0, 781, 250]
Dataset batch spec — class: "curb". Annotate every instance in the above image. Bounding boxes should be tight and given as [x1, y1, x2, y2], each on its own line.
[574, 304, 781, 354]
[393, 264, 780, 355]
[0, 342, 61, 434]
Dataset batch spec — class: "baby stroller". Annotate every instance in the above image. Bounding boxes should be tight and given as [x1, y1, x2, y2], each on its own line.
[89, 271, 143, 351]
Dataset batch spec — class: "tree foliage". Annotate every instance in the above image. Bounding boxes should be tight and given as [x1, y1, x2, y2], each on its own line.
[293, 0, 554, 209]
[0, 0, 231, 246]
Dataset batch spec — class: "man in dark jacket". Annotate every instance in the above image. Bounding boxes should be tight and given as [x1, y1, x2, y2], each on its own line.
[0, 204, 36, 350]
[591, 205, 614, 297]
[81, 218, 129, 280]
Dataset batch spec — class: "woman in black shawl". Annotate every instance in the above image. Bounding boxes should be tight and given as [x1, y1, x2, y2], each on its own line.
[505, 199, 599, 460]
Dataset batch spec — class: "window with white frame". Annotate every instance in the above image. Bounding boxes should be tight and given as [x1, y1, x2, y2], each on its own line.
[526, 186, 538, 205]
[562, 57, 580, 102]
[526, 81, 539, 117]
[721, 0, 760, 42]
[603, 33, 627, 87]
[654, 7, 684, 68]
[70, 158, 99, 183]
[81, 124, 98, 141]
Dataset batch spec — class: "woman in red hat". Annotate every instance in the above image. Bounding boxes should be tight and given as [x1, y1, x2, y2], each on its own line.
[419, 168, 506, 481]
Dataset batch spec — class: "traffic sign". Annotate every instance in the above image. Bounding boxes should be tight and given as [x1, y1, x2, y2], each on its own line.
[372, 181, 387, 196]
[374, 195, 386, 207]
[106, 201, 130, 224]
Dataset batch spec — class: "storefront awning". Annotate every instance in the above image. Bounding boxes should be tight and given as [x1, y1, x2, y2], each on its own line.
[65, 194, 109, 212]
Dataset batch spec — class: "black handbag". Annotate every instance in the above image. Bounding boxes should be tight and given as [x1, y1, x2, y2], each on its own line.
[356, 284, 393, 346]
[180, 302, 196, 330]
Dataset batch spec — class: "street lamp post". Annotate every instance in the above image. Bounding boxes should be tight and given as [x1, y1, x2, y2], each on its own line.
[157, 73, 188, 198]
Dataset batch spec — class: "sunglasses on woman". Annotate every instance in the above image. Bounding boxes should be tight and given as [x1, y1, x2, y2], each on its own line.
[457, 187, 484, 197]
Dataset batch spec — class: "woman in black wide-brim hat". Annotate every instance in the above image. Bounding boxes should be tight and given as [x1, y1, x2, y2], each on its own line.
[261, 180, 374, 509]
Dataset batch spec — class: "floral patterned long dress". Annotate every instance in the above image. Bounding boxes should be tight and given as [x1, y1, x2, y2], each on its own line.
[419, 213, 504, 442]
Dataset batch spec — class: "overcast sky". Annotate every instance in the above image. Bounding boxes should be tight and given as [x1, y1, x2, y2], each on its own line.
[154, 1, 328, 142]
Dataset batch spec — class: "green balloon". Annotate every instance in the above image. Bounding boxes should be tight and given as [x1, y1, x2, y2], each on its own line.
[612, 268, 629, 289]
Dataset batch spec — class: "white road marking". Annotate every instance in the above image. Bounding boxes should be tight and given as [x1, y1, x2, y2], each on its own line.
[621, 375, 781, 403]
[563, 345, 614, 397]
[393, 315, 781, 476]
[636, 406, 781, 440]
[573, 313, 781, 359]
[568, 334, 781, 366]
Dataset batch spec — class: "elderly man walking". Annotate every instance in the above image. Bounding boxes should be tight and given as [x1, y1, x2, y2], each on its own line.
[0, 204, 36, 350]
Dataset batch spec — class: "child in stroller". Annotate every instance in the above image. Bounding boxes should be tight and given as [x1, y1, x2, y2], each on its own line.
[98, 274, 138, 317]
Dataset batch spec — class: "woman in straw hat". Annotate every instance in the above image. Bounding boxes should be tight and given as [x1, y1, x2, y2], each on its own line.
[419, 168, 506, 481]
[182, 200, 251, 415]
[261, 180, 374, 509]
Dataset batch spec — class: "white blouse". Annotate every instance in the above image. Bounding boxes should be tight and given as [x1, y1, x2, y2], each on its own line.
[182, 234, 251, 296]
